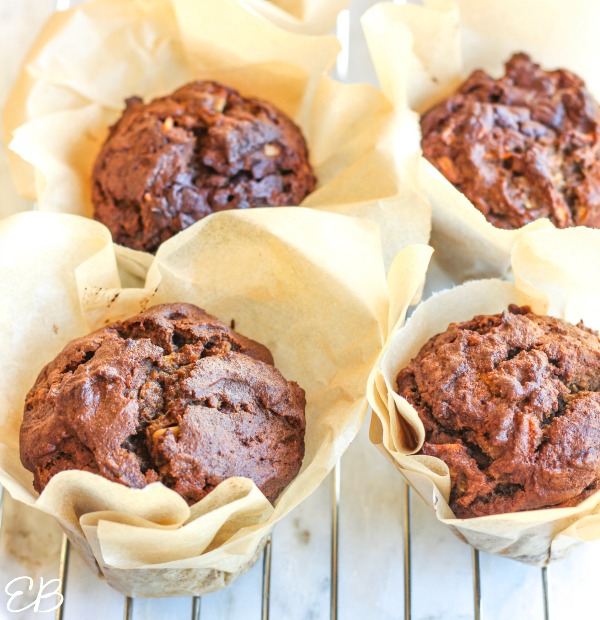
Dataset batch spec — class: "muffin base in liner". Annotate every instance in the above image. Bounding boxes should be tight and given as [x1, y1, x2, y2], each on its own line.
[3, 0, 429, 269]
[361, 0, 600, 281]
[368, 228, 600, 565]
[94, 535, 269, 598]
[0, 207, 388, 596]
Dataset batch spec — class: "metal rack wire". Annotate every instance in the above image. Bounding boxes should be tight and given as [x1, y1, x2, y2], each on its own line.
[0, 471, 556, 620]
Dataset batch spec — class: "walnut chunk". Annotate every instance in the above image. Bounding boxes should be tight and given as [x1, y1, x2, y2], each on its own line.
[264, 143, 281, 157]
[152, 426, 180, 440]
[213, 97, 226, 113]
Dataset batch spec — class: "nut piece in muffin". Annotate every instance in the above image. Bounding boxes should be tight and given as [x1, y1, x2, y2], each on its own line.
[396, 305, 600, 518]
[20, 303, 306, 505]
[421, 53, 600, 230]
[93, 81, 317, 252]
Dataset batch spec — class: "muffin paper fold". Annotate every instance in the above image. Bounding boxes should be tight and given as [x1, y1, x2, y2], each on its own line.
[0, 207, 391, 596]
[368, 227, 600, 565]
[244, 0, 349, 35]
[3, 0, 429, 268]
[362, 0, 600, 281]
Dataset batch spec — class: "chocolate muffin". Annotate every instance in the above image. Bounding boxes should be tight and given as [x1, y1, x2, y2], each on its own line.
[421, 53, 600, 229]
[20, 303, 306, 505]
[396, 305, 600, 518]
[92, 81, 316, 252]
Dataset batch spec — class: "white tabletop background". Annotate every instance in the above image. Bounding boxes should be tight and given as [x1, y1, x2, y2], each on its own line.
[0, 1, 598, 619]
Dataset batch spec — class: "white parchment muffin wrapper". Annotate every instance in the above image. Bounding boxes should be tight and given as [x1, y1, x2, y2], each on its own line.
[246, 0, 349, 35]
[0, 207, 394, 596]
[368, 227, 600, 565]
[361, 0, 600, 281]
[3, 0, 429, 269]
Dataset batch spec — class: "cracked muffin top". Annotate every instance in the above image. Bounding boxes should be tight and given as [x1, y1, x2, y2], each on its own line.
[20, 303, 306, 505]
[396, 305, 600, 518]
[421, 53, 600, 230]
[92, 81, 316, 253]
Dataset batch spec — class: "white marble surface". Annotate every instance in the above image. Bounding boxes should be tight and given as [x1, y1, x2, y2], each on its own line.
[0, 2, 599, 620]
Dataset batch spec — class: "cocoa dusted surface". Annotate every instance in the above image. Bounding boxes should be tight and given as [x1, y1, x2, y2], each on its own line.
[93, 81, 316, 252]
[20, 303, 306, 505]
[421, 53, 600, 230]
[396, 305, 600, 518]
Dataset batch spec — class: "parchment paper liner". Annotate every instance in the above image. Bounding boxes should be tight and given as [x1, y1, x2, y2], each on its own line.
[246, 0, 348, 35]
[2, 0, 429, 269]
[0, 207, 389, 597]
[361, 0, 600, 281]
[368, 227, 600, 565]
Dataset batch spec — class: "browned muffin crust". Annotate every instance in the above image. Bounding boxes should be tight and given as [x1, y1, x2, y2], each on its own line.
[396, 305, 600, 518]
[20, 303, 306, 505]
[93, 81, 316, 252]
[421, 53, 600, 229]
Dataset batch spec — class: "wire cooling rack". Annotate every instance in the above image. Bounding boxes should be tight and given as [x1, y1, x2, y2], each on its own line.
[0, 476, 554, 620]
[0, 1, 597, 620]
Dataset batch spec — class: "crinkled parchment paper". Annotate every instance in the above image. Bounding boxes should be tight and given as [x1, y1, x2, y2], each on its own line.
[0, 207, 388, 596]
[3, 0, 429, 269]
[362, 0, 600, 281]
[247, 0, 348, 35]
[368, 228, 600, 565]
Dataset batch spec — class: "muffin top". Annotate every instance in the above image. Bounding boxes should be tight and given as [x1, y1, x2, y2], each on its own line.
[421, 53, 600, 230]
[20, 303, 306, 505]
[93, 81, 316, 252]
[396, 305, 600, 518]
